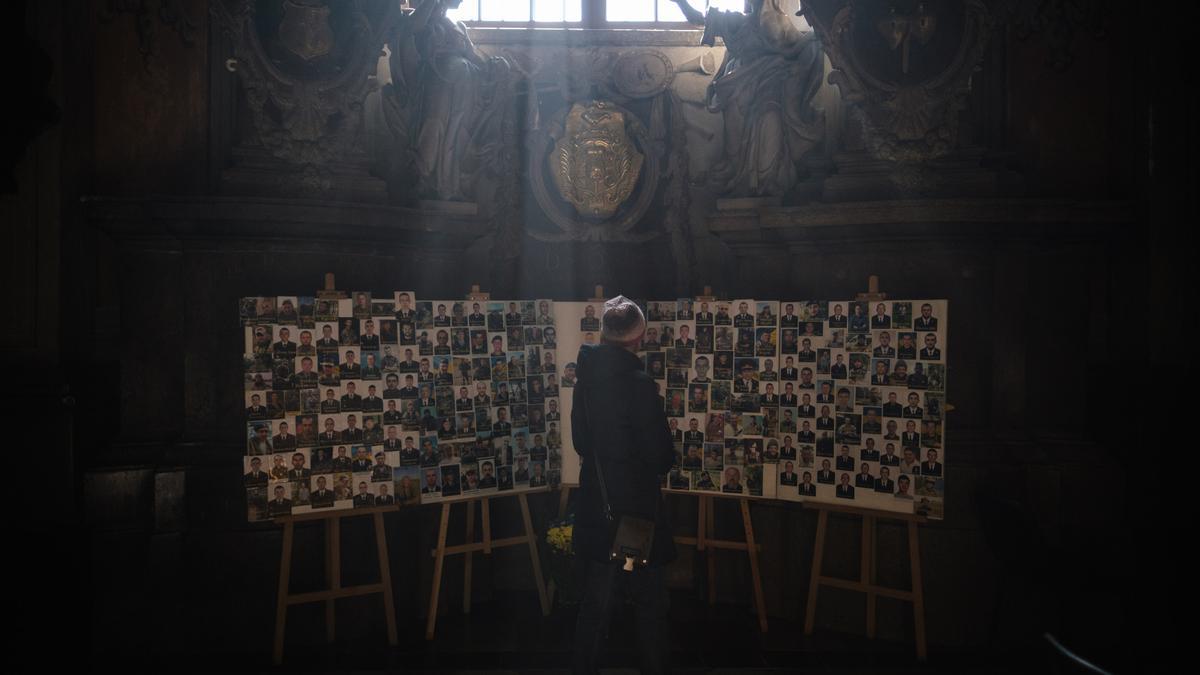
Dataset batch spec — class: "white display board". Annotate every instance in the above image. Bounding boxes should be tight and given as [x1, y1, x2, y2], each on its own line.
[239, 293, 558, 521]
[555, 297, 947, 519]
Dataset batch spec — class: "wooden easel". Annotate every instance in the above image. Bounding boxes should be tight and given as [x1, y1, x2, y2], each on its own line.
[270, 273, 401, 664]
[424, 283, 551, 639]
[802, 276, 931, 660]
[803, 502, 928, 660]
[425, 492, 550, 639]
[672, 494, 769, 632]
[666, 288, 768, 632]
[272, 504, 400, 665]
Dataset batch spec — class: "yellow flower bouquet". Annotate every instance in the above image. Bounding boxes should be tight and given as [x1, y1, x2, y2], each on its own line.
[543, 516, 579, 606]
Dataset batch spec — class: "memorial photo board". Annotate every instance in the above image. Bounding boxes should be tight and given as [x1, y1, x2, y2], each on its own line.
[240, 293, 557, 521]
[555, 297, 948, 519]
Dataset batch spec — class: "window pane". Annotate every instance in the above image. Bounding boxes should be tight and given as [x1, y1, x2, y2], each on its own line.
[481, 0, 531, 21]
[446, 0, 479, 22]
[607, 0, 654, 22]
[656, 0, 685, 21]
[534, 0, 583, 22]
[711, 0, 747, 11]
[565, 0, 582, 21]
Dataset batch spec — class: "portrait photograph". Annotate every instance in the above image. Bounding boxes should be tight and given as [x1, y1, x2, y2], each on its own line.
[779, 302, 799, 326]
[667, 368, 689, 389]
[756, 301, 778, 327]
[294, 296, 316, 328]
[745, 465, 764, 497]
[675, 298, 694, 321]
[440, 465, 462, 497]
[666, 347, 691, 370]
[732, 300, 755, 328]
[665, 389, 686, 417]
[691, 470, 717, 492]
[314, 297, 339, 322]
[845, 333, 872, 353]
[779, 328, 798, 355]
[710, 382, 731, 411]
[703, 443, 724, 470]
[721, 466, 745, 495]
[735, 327, 756, 357]
[755, 327, 777, 356]
[714, 302, 731, 326]
[826, 302, 847, 328]
[391, 466, 421, 505]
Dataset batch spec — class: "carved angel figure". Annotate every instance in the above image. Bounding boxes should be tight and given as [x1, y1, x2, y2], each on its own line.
[674, 0, 825, 197]
[385, 0, 510, 201]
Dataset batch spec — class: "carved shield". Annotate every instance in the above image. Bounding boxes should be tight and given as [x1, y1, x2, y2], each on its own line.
[550, 102, 644, 221]
[278, 0, 334, 62]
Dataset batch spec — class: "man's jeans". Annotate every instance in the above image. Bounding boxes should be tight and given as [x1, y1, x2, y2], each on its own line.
[572, 559, 670, 675]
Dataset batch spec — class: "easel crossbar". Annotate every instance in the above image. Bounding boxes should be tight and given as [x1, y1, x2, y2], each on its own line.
[673, 535, 762, 552]
[286, 584, 387, 605]
[431, 534, 532, 557]
[814, 576, 916, 601]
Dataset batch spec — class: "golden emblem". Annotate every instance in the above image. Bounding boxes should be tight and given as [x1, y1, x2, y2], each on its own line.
[550, 101, 644, 221]
[278, 0, 334, 62]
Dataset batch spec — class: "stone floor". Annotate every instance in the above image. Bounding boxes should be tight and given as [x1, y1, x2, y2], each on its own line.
[240, 590, 1036, 673]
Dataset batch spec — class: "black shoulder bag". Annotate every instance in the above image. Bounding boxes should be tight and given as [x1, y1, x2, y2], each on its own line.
[578, 380, 658, 571]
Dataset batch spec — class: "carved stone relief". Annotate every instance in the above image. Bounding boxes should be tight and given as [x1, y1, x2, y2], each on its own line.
[803, 0, 994, 163]
[212, 0, 397, 194]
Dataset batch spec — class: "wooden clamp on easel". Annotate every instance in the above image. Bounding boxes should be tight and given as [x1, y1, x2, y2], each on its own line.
[424, 283, 550, 640]
[667, 287, 769, 633]
[802, 275, 929, 660]
[271, 274, 400, 665]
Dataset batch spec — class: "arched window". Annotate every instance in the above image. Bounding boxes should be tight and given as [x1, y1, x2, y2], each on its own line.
[447, 0, 750, 28]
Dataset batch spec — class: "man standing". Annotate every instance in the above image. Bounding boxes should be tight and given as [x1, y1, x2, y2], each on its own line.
[572, 296, 674, 675]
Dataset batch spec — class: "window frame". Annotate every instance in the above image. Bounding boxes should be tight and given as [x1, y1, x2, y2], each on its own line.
[451, 0, 696, 30]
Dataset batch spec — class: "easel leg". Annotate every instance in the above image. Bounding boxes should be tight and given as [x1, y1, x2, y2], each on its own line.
[273, 520, 294, 665]
[863, 515, 876, 640]
[326, 516, 341, 643]
[740, 498, 768, 632]
[518, 493, 550, 615]
[463, 499, 476, 614]
[703, 496, 717, 605]
[804, 508, 828, 635]
[373, 512, 398, 647]
[425, 502, 452, 640]
[908, 520, 927, 661]
[482, 497, 492, 555]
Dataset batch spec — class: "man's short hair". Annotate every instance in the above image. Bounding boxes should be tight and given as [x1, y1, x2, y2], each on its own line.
[601, 295, 645, 344]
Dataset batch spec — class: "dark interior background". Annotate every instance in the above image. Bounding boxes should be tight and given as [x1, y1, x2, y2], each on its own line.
[4, 0, 1192, 671]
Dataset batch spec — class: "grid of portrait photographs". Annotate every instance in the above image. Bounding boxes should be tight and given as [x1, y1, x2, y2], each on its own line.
[240, 293, 559, 522]
[558, 298, 947, 520]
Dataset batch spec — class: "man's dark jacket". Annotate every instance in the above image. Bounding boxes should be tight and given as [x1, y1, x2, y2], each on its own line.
[571, 344, 676, 566]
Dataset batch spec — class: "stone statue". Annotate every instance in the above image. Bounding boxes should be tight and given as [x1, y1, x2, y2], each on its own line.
[385, 0, 511, 202]
[674, 0, 825, 197]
